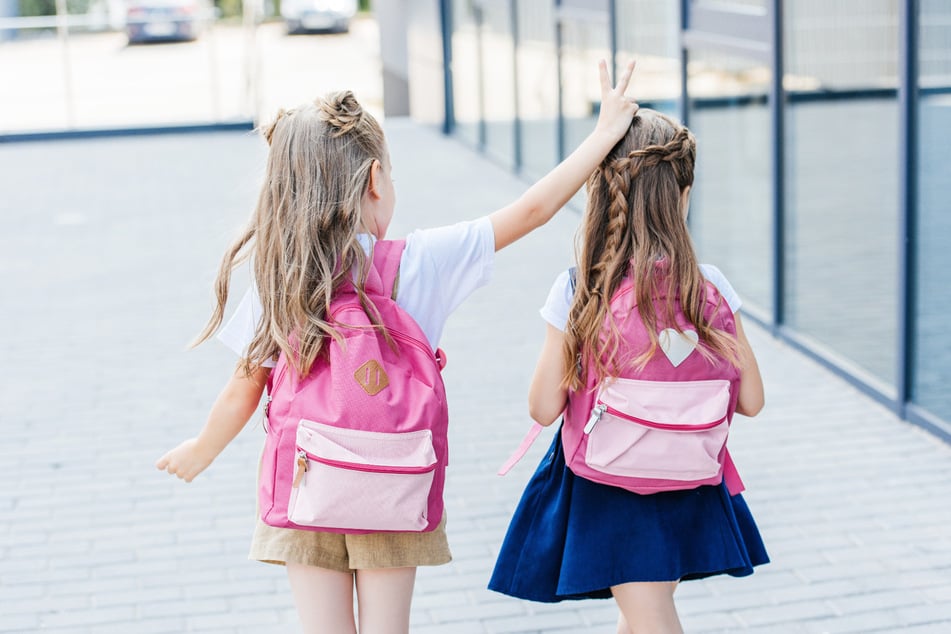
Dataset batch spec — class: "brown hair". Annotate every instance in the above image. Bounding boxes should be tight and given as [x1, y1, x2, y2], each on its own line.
[192, 91, 389, 377]
[563, 109, 737, 389]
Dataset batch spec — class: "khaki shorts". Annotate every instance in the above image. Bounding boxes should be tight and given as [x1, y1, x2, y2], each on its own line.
[248, 513, 451, 572]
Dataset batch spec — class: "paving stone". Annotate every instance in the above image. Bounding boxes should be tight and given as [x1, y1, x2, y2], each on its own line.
[1, 118, 950, 633]
[733, 599, 838, 627]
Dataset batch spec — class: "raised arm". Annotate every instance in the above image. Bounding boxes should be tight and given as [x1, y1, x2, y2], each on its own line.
[489, 60, 639, 252]
[156, 363, 270, 482]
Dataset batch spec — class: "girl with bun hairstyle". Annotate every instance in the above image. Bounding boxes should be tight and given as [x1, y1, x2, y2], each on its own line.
[157, 62, 639, 634]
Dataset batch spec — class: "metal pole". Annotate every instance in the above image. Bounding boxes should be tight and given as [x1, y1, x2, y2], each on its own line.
[555, 0, 565, 161]
[769, 0, 785, 330]
[897, 0, 919, 414]
[608, 0, 617, 83]
[440, 0, 455, 136]
[474, 1, 486, 150]
[511, 0, 522, 172]
[55, 0, 75, 128]
[678, 0, 688, 126]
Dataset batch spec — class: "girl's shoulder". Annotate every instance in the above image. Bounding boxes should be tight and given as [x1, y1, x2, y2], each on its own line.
[539, 269, 575, 332]
[698, 263, 741, 313]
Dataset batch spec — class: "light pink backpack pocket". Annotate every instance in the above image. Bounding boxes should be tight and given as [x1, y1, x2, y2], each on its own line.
[288, 420, 437, 532]
[581, 378, 731, 486]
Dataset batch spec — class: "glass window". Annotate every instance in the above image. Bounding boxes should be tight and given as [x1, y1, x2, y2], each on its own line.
[783, 2, 900, 392]
[912, 0, 951, 420]
[615, 0, 681, 118]
[407, 1, 448, 127]
[479, 1, 517, 169]
[450, 0, 482, 148]
[516, 0, 559, 180]
[559, 6, 611, 209]
[692, 0, 765, 8]
[686, 50, 774, 319]
[559, 12, 611, 158]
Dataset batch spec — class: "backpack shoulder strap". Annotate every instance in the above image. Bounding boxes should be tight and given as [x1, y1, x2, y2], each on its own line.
[498, 422, 547, 475]
[368, 239, 406, 299]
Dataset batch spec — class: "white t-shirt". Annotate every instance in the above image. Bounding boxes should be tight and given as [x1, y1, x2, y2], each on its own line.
[539, 263, 742, 332]
[217, 217, 496, 365]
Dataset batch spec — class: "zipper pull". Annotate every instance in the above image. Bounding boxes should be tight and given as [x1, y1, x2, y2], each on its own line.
[583, 404, 607, 434]
[292, 451, 308, 488]
[262, 395, 273, 433]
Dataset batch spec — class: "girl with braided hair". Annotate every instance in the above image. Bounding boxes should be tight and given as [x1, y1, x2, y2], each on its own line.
[156, 61, 638, 634]
[489, 109, 768, 632]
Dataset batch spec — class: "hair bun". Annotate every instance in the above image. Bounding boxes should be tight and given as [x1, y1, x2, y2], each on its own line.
[260, 107, 290, 146]
[318, 91, 364, 137]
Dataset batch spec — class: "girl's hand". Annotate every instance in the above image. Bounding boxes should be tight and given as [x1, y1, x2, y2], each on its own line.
[593, 59, 639, 142]
[154, 365, 268, 484]
[487, 59, 639, 251]
[156, 438, 215, 483]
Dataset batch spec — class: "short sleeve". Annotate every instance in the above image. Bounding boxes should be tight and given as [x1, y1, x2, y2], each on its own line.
[396, 216, 495, 347]
[539, 269, 574, 332]
[699, 263, 742, 313]
[215, 285, 276, 368]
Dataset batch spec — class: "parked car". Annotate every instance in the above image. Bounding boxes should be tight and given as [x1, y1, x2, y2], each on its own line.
[281, 0, 356, 34]
[125, 0, 211, 44]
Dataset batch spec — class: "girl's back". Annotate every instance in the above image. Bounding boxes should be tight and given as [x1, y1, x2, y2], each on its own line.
[490, 109, 768, 633]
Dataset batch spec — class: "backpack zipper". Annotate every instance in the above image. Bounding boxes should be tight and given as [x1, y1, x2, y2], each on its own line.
[293, 450, 308, 488]
[329, 306, 436, 363]
[590, 402, 727, 432]
[583, 404, 607, 434]
[294, 446, 438, 475]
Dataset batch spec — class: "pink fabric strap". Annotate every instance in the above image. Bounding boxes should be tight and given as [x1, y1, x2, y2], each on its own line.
[722, 449, 745, 495]
[498, 423, 545, 476]
[372, 239, 406, 298]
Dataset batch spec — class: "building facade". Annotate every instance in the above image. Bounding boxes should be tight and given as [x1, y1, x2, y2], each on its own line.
[400, 0, 951, 440]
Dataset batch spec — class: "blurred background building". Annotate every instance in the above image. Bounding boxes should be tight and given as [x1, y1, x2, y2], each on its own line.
[388, 0, 951, 441]
[2, 0, 949, 442]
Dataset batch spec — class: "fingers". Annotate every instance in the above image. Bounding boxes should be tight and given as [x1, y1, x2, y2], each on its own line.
[598, 59, 611, 94]
[598, 59, 636, 95]
[615, 60, 636, 94]
[156, 450, 191, 481]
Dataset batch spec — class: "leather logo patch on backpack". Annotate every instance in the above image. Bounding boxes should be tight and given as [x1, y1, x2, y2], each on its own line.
[355, 360, 389, 396]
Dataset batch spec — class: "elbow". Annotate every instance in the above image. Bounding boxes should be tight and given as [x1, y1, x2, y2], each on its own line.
[522, 198, 552, 232]
[528, 399, 561, 428]
[736, 395, 765, 418]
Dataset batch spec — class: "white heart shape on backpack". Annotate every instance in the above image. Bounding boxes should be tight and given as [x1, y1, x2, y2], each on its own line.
[658, 328, 699, 367]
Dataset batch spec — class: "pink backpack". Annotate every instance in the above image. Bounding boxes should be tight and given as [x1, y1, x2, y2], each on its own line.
[259, 240, 449, 533]
[502, 265, 746, 496]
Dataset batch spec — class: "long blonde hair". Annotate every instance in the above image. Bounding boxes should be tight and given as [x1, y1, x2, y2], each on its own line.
[563, 109, 737, 390]
[193, 91, 388, 377]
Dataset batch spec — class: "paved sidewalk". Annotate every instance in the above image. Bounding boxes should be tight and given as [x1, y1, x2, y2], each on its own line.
[1, 120, 950, 633]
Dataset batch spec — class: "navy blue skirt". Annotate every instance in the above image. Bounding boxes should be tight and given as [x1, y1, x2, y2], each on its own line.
[489, 428, 769, 603]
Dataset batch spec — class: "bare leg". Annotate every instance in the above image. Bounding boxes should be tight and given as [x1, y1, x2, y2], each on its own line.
[611, 581, 683, 634]
[354, 567, 417, 634]
[616, 610, 631, 634]
[286, 562, 356, 634]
